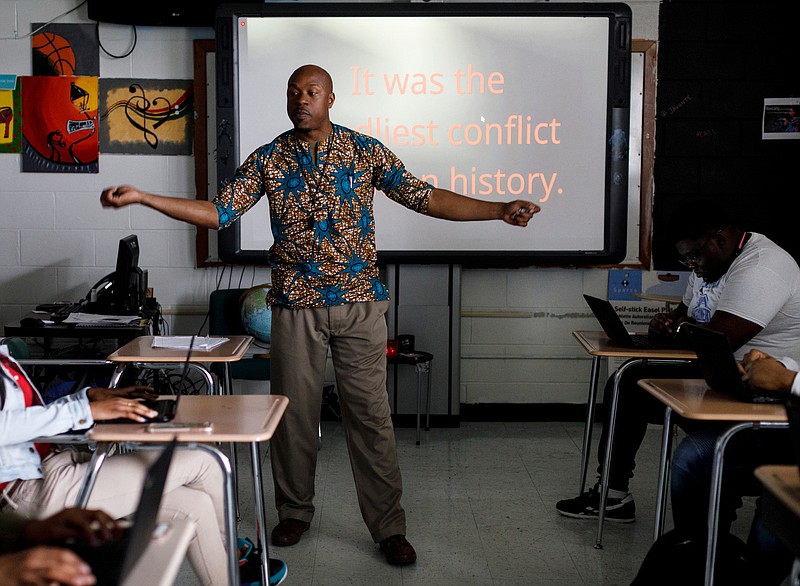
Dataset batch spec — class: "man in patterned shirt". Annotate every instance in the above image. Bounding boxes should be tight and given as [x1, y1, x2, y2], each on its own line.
[101, 64, 540, 565]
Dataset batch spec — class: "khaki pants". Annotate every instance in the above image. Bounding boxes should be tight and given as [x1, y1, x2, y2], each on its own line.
[12, 448, 228, 586]
[270, 300, 406, 542]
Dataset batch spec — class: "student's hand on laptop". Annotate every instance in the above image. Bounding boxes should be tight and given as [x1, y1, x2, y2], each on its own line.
[0, 546, 96, 586]
[86, 385, 157, 402]
[740, 349, 795, 393]
[89, 396, 159, 422]
[22, 508, 122, 548]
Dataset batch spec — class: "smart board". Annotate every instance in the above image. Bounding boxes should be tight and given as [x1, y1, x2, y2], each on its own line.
[214, 2, 632, 266]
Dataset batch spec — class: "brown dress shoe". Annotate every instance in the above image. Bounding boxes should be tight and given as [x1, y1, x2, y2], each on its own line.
[379, 535, 417, 565]
[271, 518, 310, 546]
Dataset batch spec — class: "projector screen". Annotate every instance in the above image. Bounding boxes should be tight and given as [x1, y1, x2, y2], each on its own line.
[214, 2, 632, 266]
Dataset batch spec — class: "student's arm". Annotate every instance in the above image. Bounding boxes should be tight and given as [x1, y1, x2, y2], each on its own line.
[100, 185, 219, 229]
[425, 188, 540, 227]
[706, 310, 763, 352]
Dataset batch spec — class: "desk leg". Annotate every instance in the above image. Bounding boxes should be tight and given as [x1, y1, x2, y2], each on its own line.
[596, 358, 691, 549]
[654, 406, 673, 541]
[73, 443, 111, 508]
[596, 357, 642, 549]
[221, 363, 240, 521]
[193, 443, 238, 586]
[250, 441, 272, 586]
[579, 356, 602, 495]
[425, 359, 432, 432]
[414, 360, 431, 445]
[704, 421, 787, 586]
[108, 364, 127, 388]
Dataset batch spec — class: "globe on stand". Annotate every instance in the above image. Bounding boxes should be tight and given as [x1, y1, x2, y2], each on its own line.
[239, 285, 271, 344]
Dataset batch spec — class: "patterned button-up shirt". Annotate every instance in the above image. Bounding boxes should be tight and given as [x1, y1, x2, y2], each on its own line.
[213, 124, 433, 308]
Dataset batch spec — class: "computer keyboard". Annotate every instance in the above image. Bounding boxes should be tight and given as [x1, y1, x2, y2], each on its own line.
[50, 302, 86, 323]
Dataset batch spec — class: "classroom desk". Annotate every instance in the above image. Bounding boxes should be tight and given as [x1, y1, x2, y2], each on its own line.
[81, 394, 289, 586]
[106, 335, 253, 396]
[637, 378, 788, 586]
[123, 518, 194, 586]
[571, 331, 696, 547]
[5, 315, 151, 351]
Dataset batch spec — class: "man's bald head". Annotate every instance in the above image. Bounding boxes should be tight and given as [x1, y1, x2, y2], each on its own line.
[288, 65, 333, 93]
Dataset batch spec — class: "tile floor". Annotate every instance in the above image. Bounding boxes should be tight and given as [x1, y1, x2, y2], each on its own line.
[174, 420, 763, 586]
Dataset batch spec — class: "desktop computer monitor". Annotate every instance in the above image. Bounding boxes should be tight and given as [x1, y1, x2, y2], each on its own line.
[111, 234, 145, 314]
[88, 234, 146, 315]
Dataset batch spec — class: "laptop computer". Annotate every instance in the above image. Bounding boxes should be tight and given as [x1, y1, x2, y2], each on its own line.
[583, 294, 689, 350]
[683, 324, 784, 404]
[65, 439, 177, 586]
[106, 336, 196, 424]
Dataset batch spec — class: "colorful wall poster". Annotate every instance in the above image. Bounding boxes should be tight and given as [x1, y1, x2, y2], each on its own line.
[31, 23, 99, 76]
[99, 79, 194, 155]
[0, 82, 21, 153]
[21, 76, 99, 173]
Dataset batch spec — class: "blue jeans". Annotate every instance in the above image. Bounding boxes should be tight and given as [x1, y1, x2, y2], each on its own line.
[670, 426, 794, 585]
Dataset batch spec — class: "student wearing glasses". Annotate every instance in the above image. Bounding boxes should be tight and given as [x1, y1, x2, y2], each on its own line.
[557, 198, 800, 523]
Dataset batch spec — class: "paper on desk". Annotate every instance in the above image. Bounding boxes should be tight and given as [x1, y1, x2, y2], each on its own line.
[62, 313, 140, 325]
[152, 336, 229, 351]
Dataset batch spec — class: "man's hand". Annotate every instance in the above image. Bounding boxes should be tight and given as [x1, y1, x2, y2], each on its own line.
[502, 201, 541, 227]
[100, 185, 143, 209]
[0, 547, 96, 586]
[21, 508, 121, 548]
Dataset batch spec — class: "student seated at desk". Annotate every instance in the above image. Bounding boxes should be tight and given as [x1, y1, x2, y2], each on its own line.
[667, 350, 800, 585]
[0, 507, 120, 586]
[557, 198, 800, 522]
[0, 342, 282, 586]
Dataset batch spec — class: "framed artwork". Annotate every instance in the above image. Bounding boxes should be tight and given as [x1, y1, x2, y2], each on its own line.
[0, 84, 21, 153]
[31, 23, 99, 76]
[21, 75, 99, 173]
[99, 78, 194, 155]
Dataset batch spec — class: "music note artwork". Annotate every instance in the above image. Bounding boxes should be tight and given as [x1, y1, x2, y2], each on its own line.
[99, 78, 194, 155]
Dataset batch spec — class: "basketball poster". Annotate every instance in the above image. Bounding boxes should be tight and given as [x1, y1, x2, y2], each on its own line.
[31, 23, 99, 77]
[0, 84, 21, 153]
[21, 76, 99, 173]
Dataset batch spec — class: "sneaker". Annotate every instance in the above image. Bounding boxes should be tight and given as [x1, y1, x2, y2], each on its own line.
[555, 484, 636, 523]
[239, 537, 288, 586]
[239, 551, 288, 586]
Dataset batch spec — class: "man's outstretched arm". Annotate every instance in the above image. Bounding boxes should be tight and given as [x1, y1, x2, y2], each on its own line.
[425, 188, 540, 227]
[100, 185, 219, 230]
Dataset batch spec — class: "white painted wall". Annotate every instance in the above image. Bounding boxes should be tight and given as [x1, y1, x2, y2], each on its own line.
[0, 0, 662, 405]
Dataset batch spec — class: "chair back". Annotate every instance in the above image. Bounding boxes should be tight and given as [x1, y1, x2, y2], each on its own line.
[208, 289, 270, 381]
[0, 336, 31, 360]
[209, 288, 249, 336]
